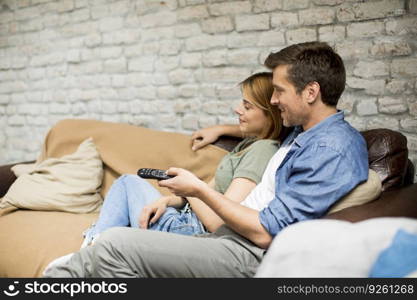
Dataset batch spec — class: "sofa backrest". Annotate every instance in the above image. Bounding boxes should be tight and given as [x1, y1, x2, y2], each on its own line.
[214, 128, 414, 192]
[361, 129, 410, 191]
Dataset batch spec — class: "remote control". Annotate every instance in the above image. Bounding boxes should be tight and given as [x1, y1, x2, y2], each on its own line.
[137, 168, 174, 180]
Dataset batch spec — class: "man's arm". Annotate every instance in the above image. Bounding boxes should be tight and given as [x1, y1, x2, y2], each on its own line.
[213, 124, 243, 138]
[187, 177, 256, 233]
[196, 184, 273, 248]
[160, 145, 367, 248]
[191, 125, 242, 151]
[159, 168, 273, 249]
[189, 139, 278, 232]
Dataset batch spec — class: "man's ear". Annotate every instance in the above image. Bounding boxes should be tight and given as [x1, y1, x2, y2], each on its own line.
[304, 82, 320, 104]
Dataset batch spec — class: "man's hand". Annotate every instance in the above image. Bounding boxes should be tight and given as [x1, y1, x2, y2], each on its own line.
[138, 197, 169, 229]
[161, 168, 272, 249]
[191, 126, 223, 151]
[158, 168, 207, 197]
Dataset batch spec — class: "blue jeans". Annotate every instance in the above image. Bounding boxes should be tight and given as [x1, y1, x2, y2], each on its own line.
[84, 175, 206, 245]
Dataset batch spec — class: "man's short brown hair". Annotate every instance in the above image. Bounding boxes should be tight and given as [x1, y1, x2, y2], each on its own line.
[264, 41, 346, 106]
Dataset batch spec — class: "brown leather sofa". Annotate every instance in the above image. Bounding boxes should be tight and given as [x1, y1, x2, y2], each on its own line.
[0, 126, 416, 277]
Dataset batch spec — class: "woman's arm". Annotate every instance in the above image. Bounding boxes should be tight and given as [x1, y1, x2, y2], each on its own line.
[187, 177, 256, 232]
[191, 124, 242, 151]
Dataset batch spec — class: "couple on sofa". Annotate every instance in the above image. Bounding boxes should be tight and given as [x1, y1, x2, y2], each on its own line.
[44, 41, 370, 277]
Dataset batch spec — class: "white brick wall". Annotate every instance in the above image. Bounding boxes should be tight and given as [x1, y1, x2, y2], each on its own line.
[0, 0, 416, 182]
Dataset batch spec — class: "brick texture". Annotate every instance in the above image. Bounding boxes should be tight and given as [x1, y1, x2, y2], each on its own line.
[0, 0, 416, 181]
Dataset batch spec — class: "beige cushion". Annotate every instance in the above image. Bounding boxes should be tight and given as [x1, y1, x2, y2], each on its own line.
[327, 169, 382, 214]
[0, 138, 103, 213]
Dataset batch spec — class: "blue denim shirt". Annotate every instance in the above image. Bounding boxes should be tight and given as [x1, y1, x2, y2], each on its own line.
[259, 111, 369, 237]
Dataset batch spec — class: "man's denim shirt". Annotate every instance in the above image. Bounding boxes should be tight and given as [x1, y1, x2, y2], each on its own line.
[259, 111, 369, 237]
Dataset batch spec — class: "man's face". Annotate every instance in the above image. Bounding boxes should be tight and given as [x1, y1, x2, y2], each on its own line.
[271, 65, 309, 128]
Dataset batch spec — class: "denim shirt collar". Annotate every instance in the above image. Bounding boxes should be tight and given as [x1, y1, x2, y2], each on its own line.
[293, 110, 345, 148]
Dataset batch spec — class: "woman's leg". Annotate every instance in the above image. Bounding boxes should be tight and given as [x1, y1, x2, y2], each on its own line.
[84, 174, 162, 244]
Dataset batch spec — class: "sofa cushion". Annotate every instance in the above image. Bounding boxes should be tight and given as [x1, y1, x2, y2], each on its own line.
[0, 138, 103, 214]
[327, 169, 382, 214]
[369, 229, 417, 277]
[255, 217, 417, 277]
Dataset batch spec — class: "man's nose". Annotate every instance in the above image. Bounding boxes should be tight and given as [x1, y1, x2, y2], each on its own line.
[270, 94, 279, 105]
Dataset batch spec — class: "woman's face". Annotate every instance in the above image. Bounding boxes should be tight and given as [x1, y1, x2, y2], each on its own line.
[234, 88, 269, 137]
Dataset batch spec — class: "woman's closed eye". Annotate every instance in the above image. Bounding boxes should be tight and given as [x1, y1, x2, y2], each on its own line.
[242, 99, 252, 110]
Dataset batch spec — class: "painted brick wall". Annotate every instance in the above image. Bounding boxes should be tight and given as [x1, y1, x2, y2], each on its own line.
[0, 0, 416, 181]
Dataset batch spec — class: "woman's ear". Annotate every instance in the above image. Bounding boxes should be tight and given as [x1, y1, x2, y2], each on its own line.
[304, 81, 321, 104]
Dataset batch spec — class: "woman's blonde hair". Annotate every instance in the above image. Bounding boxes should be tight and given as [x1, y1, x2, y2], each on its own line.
[239, 72, 284, 141]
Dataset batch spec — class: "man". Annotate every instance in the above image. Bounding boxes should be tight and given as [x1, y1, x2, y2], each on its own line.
[45, 42, 368, 277]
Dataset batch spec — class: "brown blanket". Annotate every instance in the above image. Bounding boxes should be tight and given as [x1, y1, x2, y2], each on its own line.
[38, 119, 227, 196]
[0, 119, 227, 277]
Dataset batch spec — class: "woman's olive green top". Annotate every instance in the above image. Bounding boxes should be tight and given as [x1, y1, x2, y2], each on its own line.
[214, 137, 279, 194]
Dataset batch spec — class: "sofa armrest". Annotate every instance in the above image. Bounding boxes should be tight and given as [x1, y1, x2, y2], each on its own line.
[324, 182, 417, 223]
[0, 161, 34, 198]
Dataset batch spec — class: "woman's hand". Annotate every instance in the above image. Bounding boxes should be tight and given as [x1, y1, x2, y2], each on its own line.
[159, 168, 207, 197]
[138, 195, 187, 229]
[138, 196, 170, 229]
[191, 126, 223, 151]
